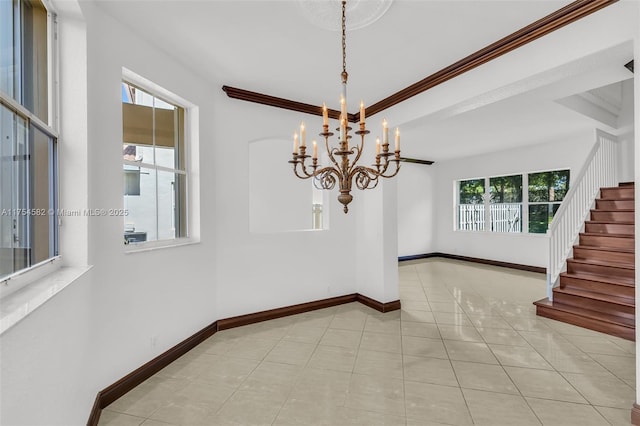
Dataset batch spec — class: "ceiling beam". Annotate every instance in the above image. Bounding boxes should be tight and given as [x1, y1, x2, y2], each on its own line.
[222, 0, 618, 120]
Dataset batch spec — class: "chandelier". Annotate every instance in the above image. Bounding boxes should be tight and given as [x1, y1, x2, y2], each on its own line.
[289, 0, 401, 214]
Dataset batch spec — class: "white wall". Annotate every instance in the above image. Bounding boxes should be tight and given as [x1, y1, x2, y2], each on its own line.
[355, 178, 400, 303]
[397, 163, 436, 257]
[1, 1, 637, 424]
[212, 98, 360, 319]
[249, 137, 318, 233]
[634, 0, 640, 410]
[434, 133, 596, 268]
[0, 2, 363, 424]
[391, 1, 638, 261]
[618, 78, 635, 183]
[0, 271, 94, 426]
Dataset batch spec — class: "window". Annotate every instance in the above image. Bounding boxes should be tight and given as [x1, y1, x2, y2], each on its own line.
[456, 169, 569, 234]
[1, 0, 57, 279]
[489, 175, 522, 233]
[122, 81, 187, 245]
[528, 170, 570, 233]
[458, 178, 485, 231]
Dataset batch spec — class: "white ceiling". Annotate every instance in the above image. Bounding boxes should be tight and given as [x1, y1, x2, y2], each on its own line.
[94, 0, 634, 162]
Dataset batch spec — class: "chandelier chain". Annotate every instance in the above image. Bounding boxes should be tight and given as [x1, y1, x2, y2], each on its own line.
[341, 0, 347, 80]
[288, 0, 401, 213]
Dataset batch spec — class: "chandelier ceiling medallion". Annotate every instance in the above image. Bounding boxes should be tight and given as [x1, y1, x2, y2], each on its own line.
[289, 0, 401, 214]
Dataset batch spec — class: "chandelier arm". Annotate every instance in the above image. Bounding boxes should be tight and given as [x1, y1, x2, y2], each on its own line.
[313, 166, 342, 190]
[350, 165, 381, 190]
[292, 160, 315, 179]
[328, 148, 341, 170]
[378, 156, 391, 175]
[379, 160, 402, 178]
[347, 137, 365, 176]
[320, 132, 339, 171]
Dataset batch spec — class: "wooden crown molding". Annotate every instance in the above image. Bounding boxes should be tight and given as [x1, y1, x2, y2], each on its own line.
[222, 0, 618, 119]
[222, 86, 357, 122]
[366, 0, 618, 115]
[399, 157, 434, 165]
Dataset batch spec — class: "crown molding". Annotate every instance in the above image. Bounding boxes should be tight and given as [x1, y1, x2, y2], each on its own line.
[222, 86, 357, 122]
[366, 0, 618, 116]
[399, 157, 434, 165]
[222, 0, 618, 119]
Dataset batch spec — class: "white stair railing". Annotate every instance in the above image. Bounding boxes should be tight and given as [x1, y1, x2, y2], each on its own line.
[547, 130, 618, 301]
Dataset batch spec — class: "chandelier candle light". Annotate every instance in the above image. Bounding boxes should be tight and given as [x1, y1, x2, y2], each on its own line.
[288, 0, 401, 214]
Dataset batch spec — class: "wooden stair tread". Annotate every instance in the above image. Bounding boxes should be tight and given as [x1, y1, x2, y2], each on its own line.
[585, 220, 635, 225]
[595, 198, 635, 201]
[573, 245, 635, 254]
[561, 271, 635, 287]
[553, 287, 635, 307]
[534, 298, 635, 328]
[567, 257, 635, 269]
[537, 182, 635, 340]
[580, 232, 634, 239]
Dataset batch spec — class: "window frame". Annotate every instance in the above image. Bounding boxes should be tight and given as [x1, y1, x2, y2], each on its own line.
[455, 168, 570, 235]
[0, 0, 59, 282]
[488, 174, 523, 233]
[121, 71, 194, 252]
[527, 169, 570, 234]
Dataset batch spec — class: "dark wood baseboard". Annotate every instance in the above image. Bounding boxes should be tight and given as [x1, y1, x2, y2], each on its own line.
[356, 293, 402, 313]
[436, 253, 546, 274]
[87, 319, 219, 425]
[632, 403, 640, 425]
[398, 252, 546, 274]
[87, 292, 400, 425]
[217, 294, 358, 330]
[86, 396, 101, 426]
[398, 253, 440, 262]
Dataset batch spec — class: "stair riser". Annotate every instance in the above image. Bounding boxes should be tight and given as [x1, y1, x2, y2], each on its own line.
[579, 234, 635, 250]
[590, 211, 635, 222]
[552, 292, 634, 318]
[600, 188, 635, 199]
[567, 261, 635, 279]
[560, 275, 635, 298]
[573, 247, 635, 265]
[536, 305, 635, 341]
[584, 223, 634, 235]
[596, 199, 635, 210]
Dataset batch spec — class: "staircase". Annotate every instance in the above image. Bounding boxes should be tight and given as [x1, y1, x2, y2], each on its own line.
[535, 182, 635, 341]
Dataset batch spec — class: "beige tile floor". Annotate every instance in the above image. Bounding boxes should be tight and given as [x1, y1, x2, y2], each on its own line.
[99, 259, 636, 426]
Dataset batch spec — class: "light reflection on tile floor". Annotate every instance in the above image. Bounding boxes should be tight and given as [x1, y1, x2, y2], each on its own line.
[99, 259, 635, 426]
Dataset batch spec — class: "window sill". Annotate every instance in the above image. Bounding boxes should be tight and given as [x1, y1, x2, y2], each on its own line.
[124, 237, 200, 254]
[0, 265, 92, 336]
[454, 230, 550, 237]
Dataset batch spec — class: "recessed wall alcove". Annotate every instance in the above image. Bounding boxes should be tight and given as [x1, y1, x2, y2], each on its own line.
[249, 138, 328, 233]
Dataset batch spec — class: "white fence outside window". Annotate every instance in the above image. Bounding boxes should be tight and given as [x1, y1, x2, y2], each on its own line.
[458, 204, 485, 231]
[458, 203, 521, 233]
